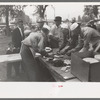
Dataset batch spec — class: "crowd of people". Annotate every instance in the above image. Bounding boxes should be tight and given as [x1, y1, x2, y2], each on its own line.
[6, 16, 100, 81]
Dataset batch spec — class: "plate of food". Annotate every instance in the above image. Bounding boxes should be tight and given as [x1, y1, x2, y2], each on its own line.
[54, 54, 63, 58]
[52, 59, 65, 67]
[45, 47, 52, 53]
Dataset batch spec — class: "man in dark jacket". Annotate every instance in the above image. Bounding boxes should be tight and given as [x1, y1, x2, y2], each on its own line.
[11, 19, 25, 78]
[49, 16, 62, 48]
[12, 19, 25, 48]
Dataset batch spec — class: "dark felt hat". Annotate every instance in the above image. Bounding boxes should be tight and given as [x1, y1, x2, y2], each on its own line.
[54, 16, 62, 21]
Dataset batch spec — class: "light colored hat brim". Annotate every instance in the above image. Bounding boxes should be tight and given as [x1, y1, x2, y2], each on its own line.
[24, 30, 31, 34]
[61, 23, 68, 29]
[43, 24, 50, 31]
[70, 23, 79, 31]
[37, 18, 46, 23]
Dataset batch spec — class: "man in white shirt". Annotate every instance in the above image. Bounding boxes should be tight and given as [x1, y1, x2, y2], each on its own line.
[49, 16, 63, 48]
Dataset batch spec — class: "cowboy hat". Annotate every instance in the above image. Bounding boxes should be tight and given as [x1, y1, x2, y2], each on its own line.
[54, 16, 62, 21]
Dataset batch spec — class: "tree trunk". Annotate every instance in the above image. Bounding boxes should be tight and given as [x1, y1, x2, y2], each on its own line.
[5, 5, 10, 36]
[39, 5, 48, 19]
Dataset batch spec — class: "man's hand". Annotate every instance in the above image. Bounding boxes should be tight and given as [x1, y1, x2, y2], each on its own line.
[79, 47, 88, 52]
[67, 49, 76, 56]
[40, 49, 48, 57]
[59, 46, 70, 54]
[59, 50, 65, 55]
[89, 43, 94, 51]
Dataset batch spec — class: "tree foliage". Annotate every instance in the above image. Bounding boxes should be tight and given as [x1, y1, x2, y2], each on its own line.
[84, 5, 100, 19]
[93, 5, 99, 17]
[0, 5, 27, 36]
[32, 5, 48, 18]
[81, 5, 100, 23]
[84, 5, 94, 19]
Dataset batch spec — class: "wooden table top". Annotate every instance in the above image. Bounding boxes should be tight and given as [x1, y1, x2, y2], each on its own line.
[0, 53, 21, 63]
[38, 57, 81, 82]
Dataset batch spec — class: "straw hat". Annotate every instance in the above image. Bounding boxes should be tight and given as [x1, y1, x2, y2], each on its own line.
[24, 29, 31, 36]
[37, 18, 46, 23]
[43, 24, 50, 31]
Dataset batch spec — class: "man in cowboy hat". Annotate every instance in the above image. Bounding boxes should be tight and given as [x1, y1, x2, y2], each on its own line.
[36, 18, 46, 30]
[49, 16, 63, 48]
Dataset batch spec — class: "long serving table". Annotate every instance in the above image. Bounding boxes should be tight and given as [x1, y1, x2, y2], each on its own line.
[0, 52, 80, 82]
[37, 57, 81, 82]
[30, 48, 80, 82]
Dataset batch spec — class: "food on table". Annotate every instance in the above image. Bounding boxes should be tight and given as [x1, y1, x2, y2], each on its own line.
[52, 59, 66, 67]
[45, 47, 52, 53]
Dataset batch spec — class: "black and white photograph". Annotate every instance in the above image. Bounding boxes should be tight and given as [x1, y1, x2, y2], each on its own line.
[0, 2, 100, 98]
[0, 3, 100, 82]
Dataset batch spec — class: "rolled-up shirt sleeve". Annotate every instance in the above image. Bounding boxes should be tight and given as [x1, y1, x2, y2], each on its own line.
[30, 35, 44, 53]
[49, 26, 55, 36]
[38, 36, 44, 52]
[30, 36, 39, 52]
[83, 32, 92, 48]
[73, 35, 84, 51]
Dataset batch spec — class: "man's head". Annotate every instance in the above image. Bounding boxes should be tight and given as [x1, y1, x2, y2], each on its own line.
[37, 18, 45, 29]
[17, 19, 24, 29]
[54, 16, 62, 27]
[61, 23, 69, 37]
[31, 25, 37, 32]
[70, 22, 81, 36]
[42, 24, 50, 36]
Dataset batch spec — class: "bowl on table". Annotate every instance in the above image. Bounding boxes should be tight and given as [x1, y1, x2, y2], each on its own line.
[45, 47, 52, 53]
